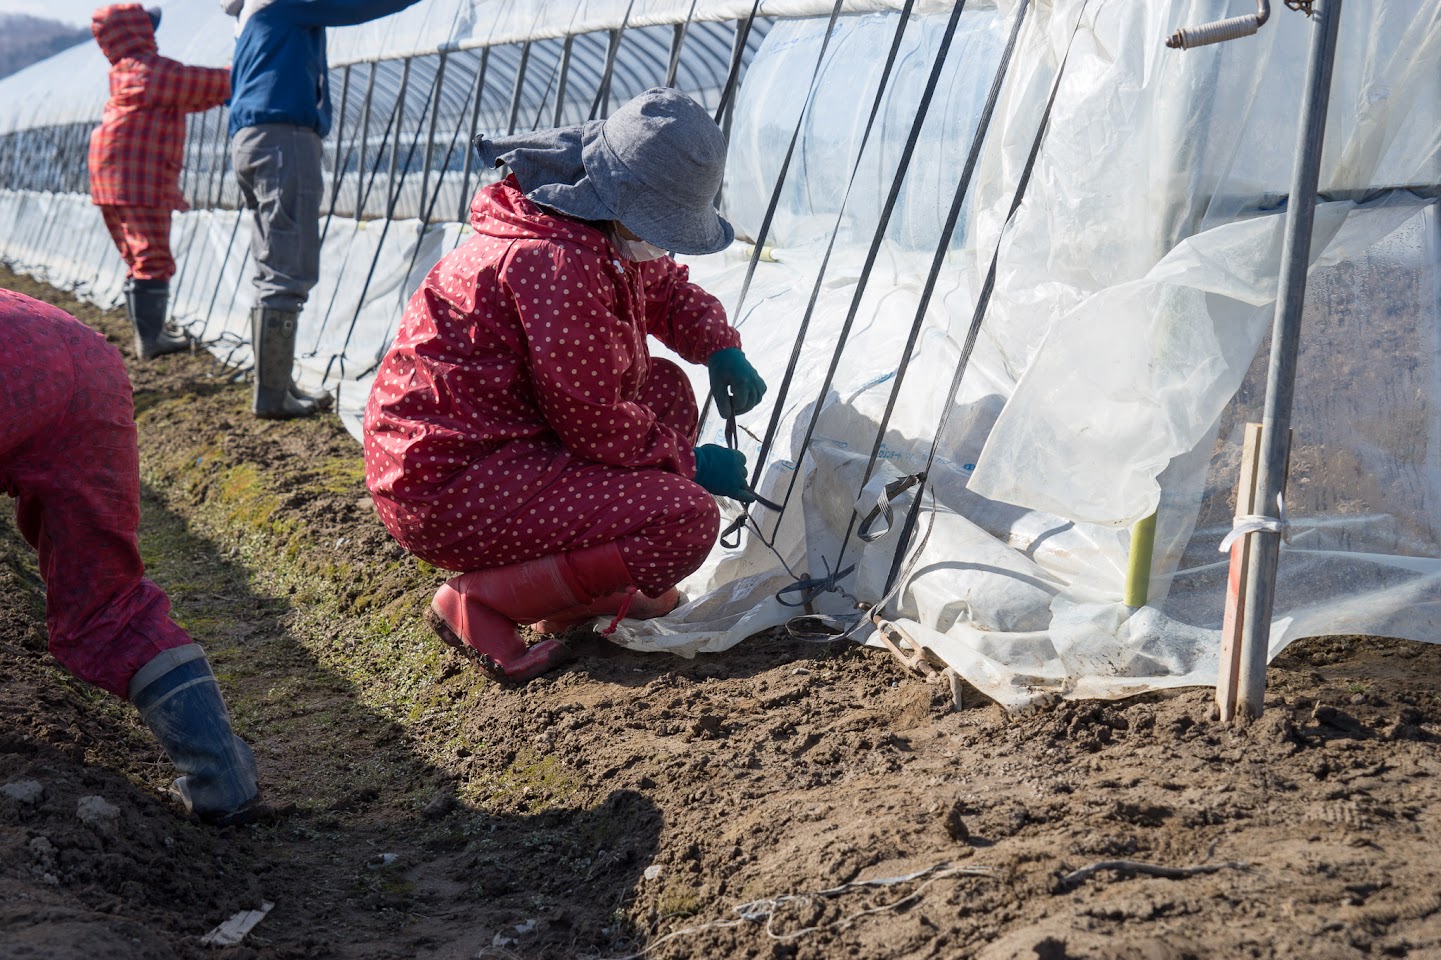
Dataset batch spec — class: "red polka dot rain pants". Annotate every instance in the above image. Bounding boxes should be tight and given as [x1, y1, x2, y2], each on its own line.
[0, 289, 192, 698]
[365, 176, 743, 597]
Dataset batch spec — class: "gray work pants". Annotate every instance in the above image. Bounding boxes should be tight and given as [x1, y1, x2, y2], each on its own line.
[231, 124, 324, 311]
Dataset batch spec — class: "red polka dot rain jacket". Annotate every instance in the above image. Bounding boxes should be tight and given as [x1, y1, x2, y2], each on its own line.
[365, 175, 741, 554]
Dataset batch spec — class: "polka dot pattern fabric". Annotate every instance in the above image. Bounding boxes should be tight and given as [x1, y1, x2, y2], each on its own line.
[364, 176, 742, 595]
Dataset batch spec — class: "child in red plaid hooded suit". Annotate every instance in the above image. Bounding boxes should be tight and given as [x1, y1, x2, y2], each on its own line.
[88, 4, 230, 360]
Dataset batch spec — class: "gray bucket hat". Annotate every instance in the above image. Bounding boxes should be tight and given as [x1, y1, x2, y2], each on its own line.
[474, 88, 734, 256]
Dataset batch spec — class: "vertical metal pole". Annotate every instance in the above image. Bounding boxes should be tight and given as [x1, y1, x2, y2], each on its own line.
[320, 65, 355, 241]
[506, 41, 533, 135]
[1236, 0, 1344, 721]
[715, 11, 756, 125]
[418, 51, 449, 221]
[356, 63, 377, 218]
[553, 35, 574, 126]
[457, 46, 490, 224]
[666, 21, 689, 87]
[74, 124, 85, 191]
[207, 107, 228, 209]
[52, 127, 63, 191]
[217, 108, 236, 209]
[329, 64, 351, 214]
[170, 113, 212, 318]
[182, 113, 202, 206]
[589, 29, 624, 120]
[63, 125, 75, 191]
[386, 58, 413, 211]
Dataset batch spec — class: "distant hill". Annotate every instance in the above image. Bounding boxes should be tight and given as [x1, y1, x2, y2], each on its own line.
[0, 14, 90, 81]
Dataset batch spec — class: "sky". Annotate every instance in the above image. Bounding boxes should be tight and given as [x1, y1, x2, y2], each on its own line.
[0, 0, 108, 26]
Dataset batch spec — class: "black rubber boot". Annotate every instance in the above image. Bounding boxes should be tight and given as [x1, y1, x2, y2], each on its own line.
[129, 644, 262, 826]
[251, 306, 332, 419]
[128, 278, 189, 360]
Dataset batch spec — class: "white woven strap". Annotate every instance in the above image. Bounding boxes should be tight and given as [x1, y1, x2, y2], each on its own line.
[1218, 495, 1290, 553]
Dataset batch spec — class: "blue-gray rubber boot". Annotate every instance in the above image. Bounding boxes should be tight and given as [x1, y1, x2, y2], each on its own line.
[129, 644, 260, 825]
[250, 306, 332, 419]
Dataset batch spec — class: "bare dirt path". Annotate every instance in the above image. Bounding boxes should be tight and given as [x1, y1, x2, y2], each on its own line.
[3, 270, 1441, 959]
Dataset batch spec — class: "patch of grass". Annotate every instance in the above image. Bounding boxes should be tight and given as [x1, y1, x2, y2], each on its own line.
[656, 889, 703, 920]
[465, 747, 581, 814]
[128, 429, 461, 802]
[315, 455, 368, 495]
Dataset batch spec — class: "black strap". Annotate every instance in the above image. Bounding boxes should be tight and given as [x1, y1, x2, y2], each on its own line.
[856, 472, 927, 543]
[727, 0, 971, 530]
[777, 564, 858, 608]
[716, 407, 782, 548]
[711, 0, 957, 610]
[713, 0, 764, 125]
[696, 1, 918, 461]
[729, 0, 847, 318]
[832, 0, 1032, 570]
[699, 2, 923, 563]
[880, 0, 1093, 601]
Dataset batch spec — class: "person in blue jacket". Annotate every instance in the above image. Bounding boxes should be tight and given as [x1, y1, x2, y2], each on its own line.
[220, 0, 423, 419]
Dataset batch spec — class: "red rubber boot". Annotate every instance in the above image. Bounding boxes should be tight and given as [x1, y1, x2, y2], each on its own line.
[428, 543, 633, 683]
[529, 586, 681, 635]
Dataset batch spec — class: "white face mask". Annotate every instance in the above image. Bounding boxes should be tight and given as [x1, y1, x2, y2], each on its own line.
[611, 227, 667, 262]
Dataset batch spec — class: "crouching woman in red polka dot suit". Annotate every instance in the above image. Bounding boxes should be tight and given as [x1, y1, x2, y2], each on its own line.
[364, 89, 766, 683]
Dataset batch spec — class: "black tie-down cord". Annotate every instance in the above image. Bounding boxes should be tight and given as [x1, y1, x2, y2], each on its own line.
[711, 0, 1023, 640]
[721, 0, 1089, 651]
[707, 0, 951, 574]
[713, 396, 937, 646]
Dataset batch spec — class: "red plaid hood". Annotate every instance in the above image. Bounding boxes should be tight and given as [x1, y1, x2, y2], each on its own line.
[92, 4, 157, 64]
[87, 2, 230, 210]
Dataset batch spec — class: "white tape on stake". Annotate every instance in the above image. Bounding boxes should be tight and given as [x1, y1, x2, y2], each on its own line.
[201, 901, 274, 947]
[1218, 495, 1291, 554]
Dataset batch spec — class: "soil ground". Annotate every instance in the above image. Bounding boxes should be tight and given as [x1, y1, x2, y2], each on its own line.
[3, 269, 1441, 960]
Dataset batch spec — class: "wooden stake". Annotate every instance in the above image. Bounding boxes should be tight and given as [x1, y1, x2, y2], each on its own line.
[1217, 423, 1263, 722]
[1220, 424, 1294, 722]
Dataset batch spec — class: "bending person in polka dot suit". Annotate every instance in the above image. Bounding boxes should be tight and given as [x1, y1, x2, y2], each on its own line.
[364, 89, 766, 683]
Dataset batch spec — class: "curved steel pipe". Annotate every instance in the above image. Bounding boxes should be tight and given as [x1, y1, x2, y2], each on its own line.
[1166, 0, 1270, 49]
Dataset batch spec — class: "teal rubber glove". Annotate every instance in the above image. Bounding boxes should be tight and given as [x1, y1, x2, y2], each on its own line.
[692, 444, 754, 503]
[707, 347, 767, 417]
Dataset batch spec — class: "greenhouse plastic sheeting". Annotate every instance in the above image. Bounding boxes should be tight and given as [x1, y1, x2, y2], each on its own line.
[606, 0, 1441, 710]
[3, 1, 1439, 711]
